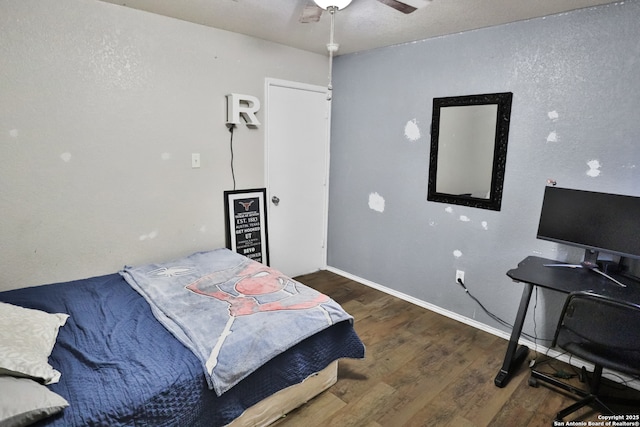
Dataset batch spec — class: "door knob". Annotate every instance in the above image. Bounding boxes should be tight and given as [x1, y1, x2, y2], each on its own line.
[271, 196, 280, 206]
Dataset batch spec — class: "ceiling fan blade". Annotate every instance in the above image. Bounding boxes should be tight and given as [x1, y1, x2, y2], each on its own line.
[299, 2, 323, 23]
[377, 0, 431, 14]
[377, 0, 417, 14]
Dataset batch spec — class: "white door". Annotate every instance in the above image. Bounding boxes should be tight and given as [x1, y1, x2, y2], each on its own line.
[265, 79, 330, 277]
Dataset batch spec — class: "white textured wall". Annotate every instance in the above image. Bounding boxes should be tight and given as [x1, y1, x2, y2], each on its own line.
[0, 0, 327, 290]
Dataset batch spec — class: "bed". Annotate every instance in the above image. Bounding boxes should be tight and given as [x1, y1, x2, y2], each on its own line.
[0, 249, 365, 427]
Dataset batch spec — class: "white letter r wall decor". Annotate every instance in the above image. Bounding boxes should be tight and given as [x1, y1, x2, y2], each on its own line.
[226, 93, 261, 128]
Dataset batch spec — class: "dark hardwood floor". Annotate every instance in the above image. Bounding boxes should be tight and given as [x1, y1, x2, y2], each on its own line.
[272, 270, 640, 427]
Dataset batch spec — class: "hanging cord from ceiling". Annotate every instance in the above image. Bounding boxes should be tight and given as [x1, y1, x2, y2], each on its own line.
[226, 123, 236, 190]
[326, 6, 339, 101]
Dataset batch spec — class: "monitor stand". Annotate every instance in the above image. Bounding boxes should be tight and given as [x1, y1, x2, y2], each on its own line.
[543, 250, 627, 288]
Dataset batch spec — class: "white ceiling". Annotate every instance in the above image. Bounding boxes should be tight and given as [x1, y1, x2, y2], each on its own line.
[99, 0, 620, 56]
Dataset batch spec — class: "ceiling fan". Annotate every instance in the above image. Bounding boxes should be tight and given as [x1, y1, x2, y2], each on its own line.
[299, 0, 431, 23]
[307, 0, 430, 100]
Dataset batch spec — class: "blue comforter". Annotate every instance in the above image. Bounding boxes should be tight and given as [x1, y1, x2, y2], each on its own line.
[0, 268, 365, 426]
[120, 249, 355, 395]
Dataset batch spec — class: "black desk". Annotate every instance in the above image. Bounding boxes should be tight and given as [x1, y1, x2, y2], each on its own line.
[494, 256, 640, 388]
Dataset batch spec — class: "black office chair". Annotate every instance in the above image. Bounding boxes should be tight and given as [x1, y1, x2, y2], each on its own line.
[529, 291, 640, 421]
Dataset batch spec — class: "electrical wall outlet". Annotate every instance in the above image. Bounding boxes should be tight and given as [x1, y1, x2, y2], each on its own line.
[455, 269, 465, 284]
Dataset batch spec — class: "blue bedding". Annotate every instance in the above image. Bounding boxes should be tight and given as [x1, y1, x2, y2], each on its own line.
[0, 272, 365, 426]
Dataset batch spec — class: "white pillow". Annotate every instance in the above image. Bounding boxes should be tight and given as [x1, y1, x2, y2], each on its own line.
[0, 302, 69, 384]
[0, 376, 69, 427]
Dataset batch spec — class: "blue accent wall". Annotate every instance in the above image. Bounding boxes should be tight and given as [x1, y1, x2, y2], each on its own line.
[327, 1, 640, 339]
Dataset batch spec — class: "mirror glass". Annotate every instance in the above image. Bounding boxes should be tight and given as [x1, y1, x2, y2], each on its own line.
[427, 92, 513, 211]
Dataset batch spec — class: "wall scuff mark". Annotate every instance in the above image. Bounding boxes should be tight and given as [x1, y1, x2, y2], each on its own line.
[586, 159, 601, 177]
[368, 192, 385, 213]
[139, 230, 158, 241]
[404, 119, 421, 141]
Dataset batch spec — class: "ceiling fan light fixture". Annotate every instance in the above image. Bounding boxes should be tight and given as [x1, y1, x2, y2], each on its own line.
[313, 0, 353, 10]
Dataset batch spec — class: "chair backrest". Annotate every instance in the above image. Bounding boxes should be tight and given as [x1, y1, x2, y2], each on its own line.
[554, 291, 640, 376]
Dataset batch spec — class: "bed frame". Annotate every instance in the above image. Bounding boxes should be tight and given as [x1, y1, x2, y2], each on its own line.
[229, 360, 337, 426]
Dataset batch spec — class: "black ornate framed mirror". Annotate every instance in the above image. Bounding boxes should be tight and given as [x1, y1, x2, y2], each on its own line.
[427, 92, 513, 211]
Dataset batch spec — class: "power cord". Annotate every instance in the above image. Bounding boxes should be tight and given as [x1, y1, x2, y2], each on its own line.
[456, 277, 552, 343]
[529, 349, 580, 380]
[226, 123, 236, 190]
[453, 278, 624, 380]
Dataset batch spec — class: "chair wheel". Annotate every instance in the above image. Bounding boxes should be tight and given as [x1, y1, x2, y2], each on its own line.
[528, 377, 539, 387]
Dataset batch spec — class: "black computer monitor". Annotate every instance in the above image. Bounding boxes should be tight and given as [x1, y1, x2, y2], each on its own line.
[537, 186, 640, 265]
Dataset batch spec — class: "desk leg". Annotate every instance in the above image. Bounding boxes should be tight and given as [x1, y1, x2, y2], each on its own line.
[494, 282, 533, 388]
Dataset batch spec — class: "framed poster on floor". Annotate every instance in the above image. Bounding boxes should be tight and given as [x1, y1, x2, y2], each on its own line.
[224, 188, 269, 265]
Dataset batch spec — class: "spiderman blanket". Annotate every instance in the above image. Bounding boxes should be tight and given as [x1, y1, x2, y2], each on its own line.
[120, 248, 354, 396]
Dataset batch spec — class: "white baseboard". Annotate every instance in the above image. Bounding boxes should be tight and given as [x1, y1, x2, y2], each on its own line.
[326, 266, 640, 392]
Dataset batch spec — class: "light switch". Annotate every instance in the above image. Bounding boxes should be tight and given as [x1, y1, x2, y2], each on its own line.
[191, 153, 201, 168]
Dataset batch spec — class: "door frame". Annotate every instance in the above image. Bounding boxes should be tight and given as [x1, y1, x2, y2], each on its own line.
[263, 78, 331, 271]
